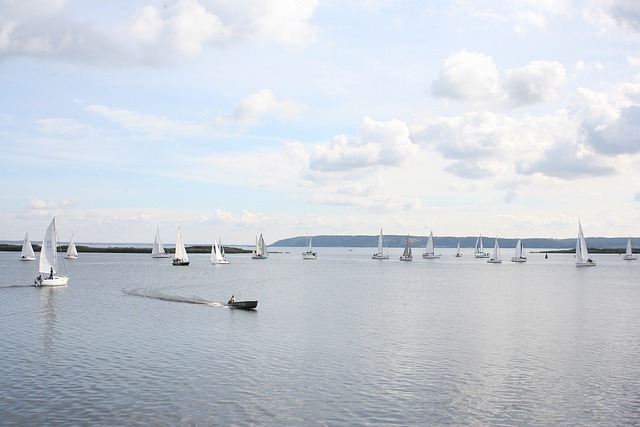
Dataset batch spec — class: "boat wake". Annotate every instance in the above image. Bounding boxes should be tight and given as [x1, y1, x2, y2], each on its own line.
[123, 287, 223, 306]
[0, 284, 38, 290]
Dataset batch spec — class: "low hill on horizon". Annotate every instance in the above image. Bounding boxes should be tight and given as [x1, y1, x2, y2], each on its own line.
[271, 235, 638, 250]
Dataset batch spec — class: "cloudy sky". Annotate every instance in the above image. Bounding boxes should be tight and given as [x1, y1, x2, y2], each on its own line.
[2, 0, 640, 245]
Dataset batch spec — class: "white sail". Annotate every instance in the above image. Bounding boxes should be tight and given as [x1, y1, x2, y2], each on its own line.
[511, 239, 526, 262]
[20, 232, 36, 261]
[575, 221, 595, 266]
[151, 227, 170, 258]
[372, 229, 389, 259]
[488, 237, 502, 263]
[302, 233, 317, 259]
[65, 235, 78, 259]
[39, 218, 58, 275]
[400, 235, 412, 261]
[173, 227, 189, 264]
[252, 233, 268, 259]
[474, 234, 489, 258]
[36, 218, 68, 286]
[623, 237, 637, 260]
[422, 230, 441, 259]
[211, 237, 229, 264]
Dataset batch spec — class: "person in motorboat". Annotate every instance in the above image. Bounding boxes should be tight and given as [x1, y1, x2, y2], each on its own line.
[228, 295, 236, 304]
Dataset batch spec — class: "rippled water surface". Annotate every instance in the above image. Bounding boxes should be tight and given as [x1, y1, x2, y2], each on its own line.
[1, 248, 639, 426]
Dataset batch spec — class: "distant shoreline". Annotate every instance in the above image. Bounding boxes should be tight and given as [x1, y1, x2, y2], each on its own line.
[0, 243, 634, 255]
[0, 244, 252, 254]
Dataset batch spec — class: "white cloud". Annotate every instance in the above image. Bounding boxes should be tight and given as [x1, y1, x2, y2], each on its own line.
[0, 0, 319, 64]
[568, 86, 640, 155]
[431, 50, 503, 107]
[215, 89, 306, 128]
[606, 0, 640, 33]
[309, 117, 418, 172]
[503, 60, 566, 106]
[432, 50, 566, 108]
[517, 141, 616, 178]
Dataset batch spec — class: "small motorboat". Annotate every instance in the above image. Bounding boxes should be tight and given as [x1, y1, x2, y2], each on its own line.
[227, 300, 258, 310]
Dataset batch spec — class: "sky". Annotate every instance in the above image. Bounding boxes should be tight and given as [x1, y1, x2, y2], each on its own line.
[2, 0, 640, 245]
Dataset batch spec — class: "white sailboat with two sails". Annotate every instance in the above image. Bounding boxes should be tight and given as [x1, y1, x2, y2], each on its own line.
[487, 237, 502, 263]
[511, 239, 527, 263]
[474, 234, 490, 258]
[172, 227, 190, 266]
[211, 237, 229, 264]
[252, 233, 268, 259]
[20, 232, 36, 261]
[302, 232, 317, 260]
[151, 227, 170, 258]
[34, 218, 68, 286]
[372, 229, 389, 260]
[65, 235, 78, 259]
[575, 221, 595, 267]
[422, 230, 440, 259]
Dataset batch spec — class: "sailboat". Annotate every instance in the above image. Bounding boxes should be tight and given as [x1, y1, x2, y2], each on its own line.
[65, 234, 78, 259]
[455, 241, 462, 257]
[211, 237, 229, 264]
[511, 239, 527, 263]
[151, 227, 170, 258]
[399, 235, 413, 261]
[575, 221, 595, 267]
[623, 237, 637, 260]
[34, 218, 68, 286]
[172, 227, 190, 266]
[371, 228, 389, 259]
[422, 230, 441, 259]
[302, 233, 317, 260]
[252, 233, 268, 259]
[487, 237, 502, 263]
[474, 234, 490, 258]
[20, 232, 36, 261]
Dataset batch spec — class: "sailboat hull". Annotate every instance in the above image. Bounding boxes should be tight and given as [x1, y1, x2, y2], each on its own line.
[422, 253, 440, 259]
[21, 256, 36, 261]
[372, 254, 389, 259]
[623, 255, 638, 260]
[36, 276, 68, 286]
[474, 253, 489, 258]
[152, 254, 171, 258]
[511, 257, 527, 263]
[302, 252, 317, 260]
[575, 261, 596, 267]
[65, 255, 78, 260]
[172, 260, 190, 266]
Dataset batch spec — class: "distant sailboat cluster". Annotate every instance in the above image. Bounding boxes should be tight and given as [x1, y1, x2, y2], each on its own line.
[20, 219, 638, 287]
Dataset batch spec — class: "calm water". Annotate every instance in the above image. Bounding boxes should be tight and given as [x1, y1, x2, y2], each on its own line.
[1, 247, 639, 426]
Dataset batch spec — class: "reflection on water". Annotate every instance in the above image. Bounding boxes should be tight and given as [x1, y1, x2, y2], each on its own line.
[38, 286, 63, 357]
[0, 249, 639, 425]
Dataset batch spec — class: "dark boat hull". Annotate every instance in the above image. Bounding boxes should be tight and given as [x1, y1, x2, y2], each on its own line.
[172, 261, 190, 266]
[227, 300, 258, 310]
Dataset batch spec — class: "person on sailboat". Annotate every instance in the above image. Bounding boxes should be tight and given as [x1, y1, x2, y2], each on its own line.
[34, 275, 42, 286]
[228, 295, 236, 304]
[49, 267, 54, 279]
